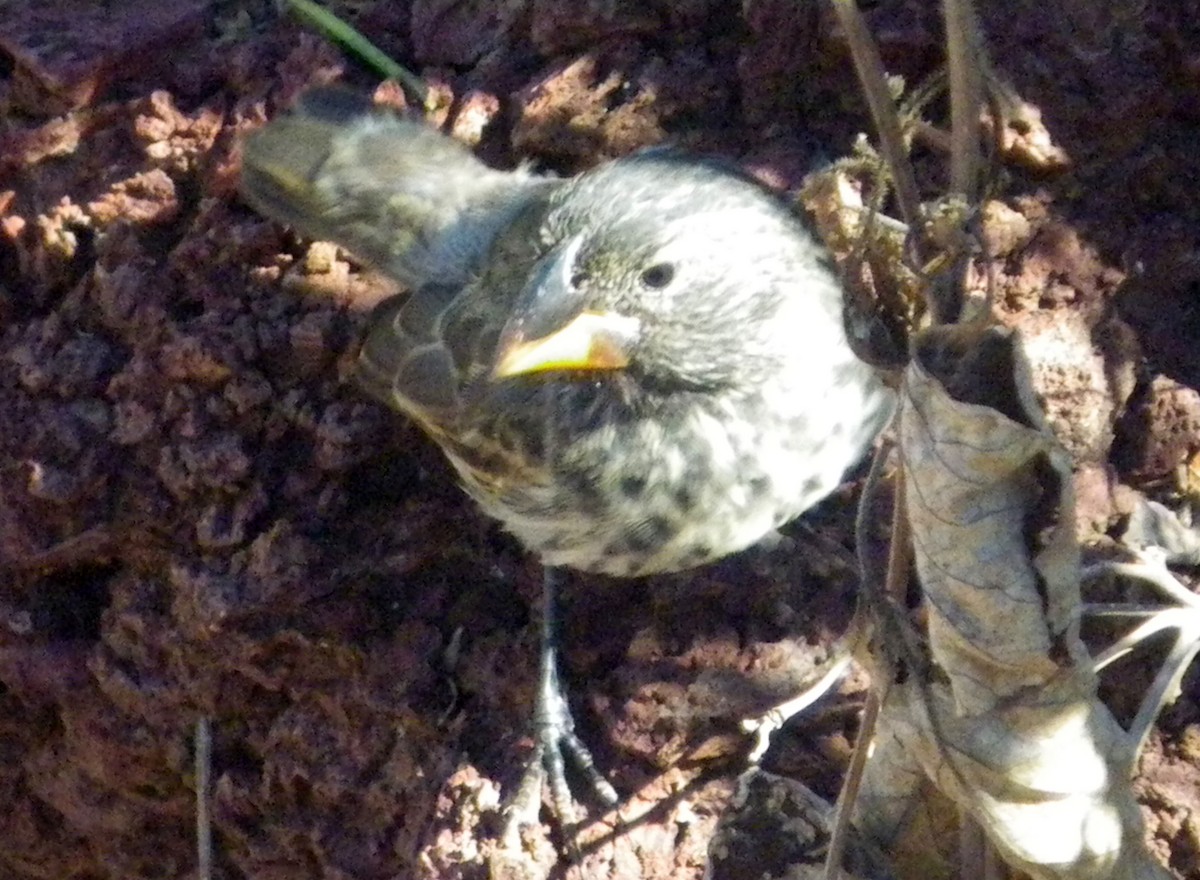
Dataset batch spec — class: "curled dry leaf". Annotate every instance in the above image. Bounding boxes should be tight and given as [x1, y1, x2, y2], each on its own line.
[904, 323, 1084, 712]
[856, 324, 1170, 880]
[852, 717, 961, 879]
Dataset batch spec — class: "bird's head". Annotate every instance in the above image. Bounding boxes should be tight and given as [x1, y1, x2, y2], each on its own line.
[489, 153, 826, 397]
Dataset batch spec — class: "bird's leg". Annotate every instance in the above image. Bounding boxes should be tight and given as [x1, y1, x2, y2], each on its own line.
[502, 566, 619, 840]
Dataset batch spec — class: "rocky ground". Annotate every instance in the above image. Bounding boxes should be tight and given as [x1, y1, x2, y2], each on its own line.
[1, 1, 1198, 878]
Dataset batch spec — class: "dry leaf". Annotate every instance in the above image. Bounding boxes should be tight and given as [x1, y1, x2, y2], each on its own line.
[857, 324, 1170, 880]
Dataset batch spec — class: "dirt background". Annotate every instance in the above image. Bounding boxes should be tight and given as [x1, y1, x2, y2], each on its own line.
[1, 1, 1199, 878]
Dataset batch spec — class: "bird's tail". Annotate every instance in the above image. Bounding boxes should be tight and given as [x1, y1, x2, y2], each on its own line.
[240, 86, 543, 290]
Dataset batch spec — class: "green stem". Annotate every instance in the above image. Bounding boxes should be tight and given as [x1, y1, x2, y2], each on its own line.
[283, 0, 431, 111]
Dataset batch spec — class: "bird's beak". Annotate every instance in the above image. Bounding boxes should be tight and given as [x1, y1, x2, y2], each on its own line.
[491, 236, 641, 379]
[491, 310, 641, 378]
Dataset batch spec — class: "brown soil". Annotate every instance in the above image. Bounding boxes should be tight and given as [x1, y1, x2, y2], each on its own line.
[0, 1, 1198, 878]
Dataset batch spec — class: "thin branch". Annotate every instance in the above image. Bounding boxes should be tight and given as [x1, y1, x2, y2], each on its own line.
[823, 688, 881, 880]
[829, 0, 924, 233]
[942, 0, 985, 199]
[196, 717, 213, 880]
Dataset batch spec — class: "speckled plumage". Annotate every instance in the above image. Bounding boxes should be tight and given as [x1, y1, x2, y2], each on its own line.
[242, 87, 893, 577]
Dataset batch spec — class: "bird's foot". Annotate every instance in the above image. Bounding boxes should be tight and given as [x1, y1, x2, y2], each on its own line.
[501, 640, 619, 846]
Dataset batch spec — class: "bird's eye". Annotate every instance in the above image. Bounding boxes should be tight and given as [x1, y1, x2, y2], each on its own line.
[639, 263, 675, 289]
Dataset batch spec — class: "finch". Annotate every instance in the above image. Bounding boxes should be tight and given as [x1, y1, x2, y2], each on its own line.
[240, 86, 893, 829]
[242, 87, 893, 578]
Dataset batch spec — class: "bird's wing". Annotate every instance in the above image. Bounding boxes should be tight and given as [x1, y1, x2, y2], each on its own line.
[353, 193, 565, 498]
[355, 282, 467, 422]
[240, 86, 547, 289]
[356, 281, 554, 494]
[353, 182, 560, 415]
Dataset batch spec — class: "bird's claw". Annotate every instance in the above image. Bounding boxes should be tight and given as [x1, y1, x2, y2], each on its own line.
[501, 627, 619, 845]
[501, 727, 618, 846]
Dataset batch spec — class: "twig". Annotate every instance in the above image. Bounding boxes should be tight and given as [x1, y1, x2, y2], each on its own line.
[823, 688, 880, 880]
[823, 438, 901, 880]
[741, 650, 856, 764]
[196, 717, 213, 880]
[942, 0, 985, 199]
[829, 0, 924, 234]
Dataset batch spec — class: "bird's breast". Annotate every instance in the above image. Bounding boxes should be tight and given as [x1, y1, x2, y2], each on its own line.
[440, 374, 889, 577]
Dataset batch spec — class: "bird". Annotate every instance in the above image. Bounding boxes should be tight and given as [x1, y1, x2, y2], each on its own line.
[240, 85, 894, 829]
